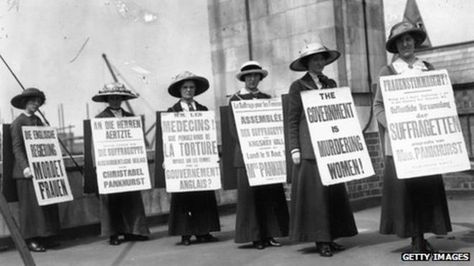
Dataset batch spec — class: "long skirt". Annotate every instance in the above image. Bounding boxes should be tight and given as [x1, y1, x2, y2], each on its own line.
[168, 191, 221, 236]
[235, 168, 289, 243]
[16, 179, 60, 239]
[100, 191, 150, 237]
[290, 159, 357, 242]
[379, 156, 452, 238]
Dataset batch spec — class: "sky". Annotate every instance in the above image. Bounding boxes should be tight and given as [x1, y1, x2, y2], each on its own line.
[0, 0, 214, 139]
[383, 0, 474, 46]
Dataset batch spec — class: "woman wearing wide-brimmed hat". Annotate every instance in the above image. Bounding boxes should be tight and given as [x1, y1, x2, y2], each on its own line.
[92, 82, 150, 245]
[9, 88, 60, 252]
[374, 21, 452, 252]
[229, 61, 289, 250]
[166, 71, 220, 246]
[287, 43, 357, 257]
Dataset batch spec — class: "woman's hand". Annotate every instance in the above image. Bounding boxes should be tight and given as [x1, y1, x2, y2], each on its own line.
[23, 167, 33, 178]
[292, 151, 301, 165]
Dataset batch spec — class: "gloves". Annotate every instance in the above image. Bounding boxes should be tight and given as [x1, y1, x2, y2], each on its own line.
[23, 167, 33, 178]
[291, 150, 301, 165]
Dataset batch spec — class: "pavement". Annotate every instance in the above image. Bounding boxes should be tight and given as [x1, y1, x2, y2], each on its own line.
[1, 195, 473, 266]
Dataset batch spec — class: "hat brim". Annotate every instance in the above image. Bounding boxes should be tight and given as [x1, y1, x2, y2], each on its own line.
[236, 69, 268, 81]
[168, 76, 209, 98]
[92, 93, 138, 102]
[386, 29, 427, 53]
[290, 50, 340, 71]
[11, 91, 46, 109]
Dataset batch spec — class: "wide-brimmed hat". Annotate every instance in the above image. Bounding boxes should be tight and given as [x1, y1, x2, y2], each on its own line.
[11, 87, 46, 109]
[168, 71, 209, 98]
[290, 42, 340, 71]
[386, 21, 426, 53]
[92, 82, 138, 102]
[236, 61, 268, 81]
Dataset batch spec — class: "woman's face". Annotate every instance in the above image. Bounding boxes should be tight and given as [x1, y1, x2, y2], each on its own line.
[244, 73, 262, 92]
[180, 80, 196, 101]
[107, 95, 123, 109]
[307, 54, 326, 74]
[24, 97, 43, 114]
[396, 33, 416, 59]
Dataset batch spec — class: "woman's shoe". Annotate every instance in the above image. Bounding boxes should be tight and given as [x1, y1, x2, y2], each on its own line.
[197, 234, 218, 243]
[424, 240, 436, 253]
[124, 234, 149, 241]
[109, 235, 121, 246]
[26, 240, 46, 252]
[253, 241, 265, 250]
[329, 242, 345, 251]
[411, 236, 431, 252]
[181, 236, 191, 246]
[266, 238, 282, 247]
[316, 242, 333, 257]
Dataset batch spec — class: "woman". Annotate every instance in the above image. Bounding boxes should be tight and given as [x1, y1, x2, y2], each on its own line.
[288, 43, 357, 257]
[229, 61, 289, 250]
[374, 21, 452, 252]
[10, 88, 60, 252]
[92, 82, 150, 245]
[166, 71, 220, 246]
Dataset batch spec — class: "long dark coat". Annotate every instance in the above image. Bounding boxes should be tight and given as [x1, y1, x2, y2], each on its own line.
[166, 101, 221, 236]
[95, 107, 150, 237]
[288, 73, 357, 242]
[10, 113, 60, 239]
[229, 91, 289, 243]
[374, 62, 452, 238]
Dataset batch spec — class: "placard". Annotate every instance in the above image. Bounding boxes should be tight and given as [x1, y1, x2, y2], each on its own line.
[91, 117, 151, 194]
[22, 126, 73, 205]
[301, 87, 375, 186]
[231, 98, 287, 186]
[161, 111, 221, 192]
[379, 69, 470, 178]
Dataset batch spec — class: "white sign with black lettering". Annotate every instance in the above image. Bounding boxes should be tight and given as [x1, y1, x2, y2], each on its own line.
[23, 126, 73, 205]
[91, 117, 151, 194]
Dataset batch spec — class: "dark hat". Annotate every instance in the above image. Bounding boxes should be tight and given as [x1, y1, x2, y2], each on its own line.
[168, 71, 209, 98]
[386, 21, 427, 53]
[92, 82, 138, 102]
[235, 61, 268, 81]
[11, 87, 46, 109]
[290, 42, 340, 71]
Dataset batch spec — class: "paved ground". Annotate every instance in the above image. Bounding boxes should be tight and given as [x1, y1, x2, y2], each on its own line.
[1, 195, 473, 266]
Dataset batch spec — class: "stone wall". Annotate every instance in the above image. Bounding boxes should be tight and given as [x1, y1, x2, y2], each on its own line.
[208, 0, 387, 204]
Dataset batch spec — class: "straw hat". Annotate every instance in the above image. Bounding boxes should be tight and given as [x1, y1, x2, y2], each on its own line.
[235, 61, 268, 81]
[289, 42, 340, 71]
[11, 88, 46, 109]
[386, 21, 426, 53]
[168, 71, 209, 98]
[92, 82, 138, 102]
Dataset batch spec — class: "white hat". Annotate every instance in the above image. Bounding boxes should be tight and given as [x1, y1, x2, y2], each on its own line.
[92, 82, 138, 102]
[235, 61, 268, 81]
[289, 42, 340, 71]
[168, 71, 209, 98]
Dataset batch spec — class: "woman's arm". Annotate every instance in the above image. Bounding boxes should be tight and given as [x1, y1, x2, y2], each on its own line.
[288, 81, 302, 163]
[11, 119, 30, 177]
[373, 66, 392, 128]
